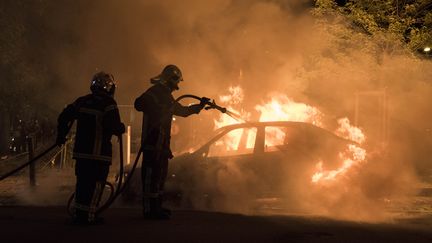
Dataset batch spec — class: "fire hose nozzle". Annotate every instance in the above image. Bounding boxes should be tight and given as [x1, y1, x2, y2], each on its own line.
[204, 99, 226, 113]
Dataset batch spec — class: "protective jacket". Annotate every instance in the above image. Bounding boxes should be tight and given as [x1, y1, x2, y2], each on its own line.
[57, 93, 125, 163]
[134, 83, 202, 157]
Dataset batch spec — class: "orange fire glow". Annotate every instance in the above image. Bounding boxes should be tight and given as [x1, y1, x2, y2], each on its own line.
[255, 94, 323, 126]
[311, 144, 367, 183]
[214, 86, 253, 150]
[311, 118, 367, 184]
[335, 117, 365, 144]
[214, 86, 367, 185]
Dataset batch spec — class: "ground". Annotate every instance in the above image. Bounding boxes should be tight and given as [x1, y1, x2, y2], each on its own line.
[1, 206, 432, 243]
[2, 155, 432, 242]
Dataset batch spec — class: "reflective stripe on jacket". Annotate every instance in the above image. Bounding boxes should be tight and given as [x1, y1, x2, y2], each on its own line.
[57, 93, 123, 163]
[134, 84, 203, 155]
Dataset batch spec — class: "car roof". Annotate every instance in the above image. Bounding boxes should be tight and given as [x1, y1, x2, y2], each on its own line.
[214, 121, 355, 144]
[216, 121, 321, 132]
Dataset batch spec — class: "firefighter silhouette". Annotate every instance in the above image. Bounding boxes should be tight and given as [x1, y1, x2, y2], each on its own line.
[135, 64, 208, 219]
[56, 72, 125, 225]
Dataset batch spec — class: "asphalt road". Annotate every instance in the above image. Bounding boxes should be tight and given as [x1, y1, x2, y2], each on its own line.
[2, 153, 432, 243]
[0, 206, 432, 243]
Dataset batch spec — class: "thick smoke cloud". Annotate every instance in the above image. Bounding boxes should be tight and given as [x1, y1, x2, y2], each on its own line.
[44, 0, 317, 106]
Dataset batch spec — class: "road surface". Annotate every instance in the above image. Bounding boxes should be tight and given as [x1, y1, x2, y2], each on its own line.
[1, 206, 432, 243]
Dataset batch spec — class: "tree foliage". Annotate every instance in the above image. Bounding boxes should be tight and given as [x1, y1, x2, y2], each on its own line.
[0, 0, 49, 113]
[314, 0, 432, 56]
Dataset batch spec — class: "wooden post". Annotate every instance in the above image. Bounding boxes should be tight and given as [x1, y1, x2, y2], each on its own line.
[127, 125, 131, 165]
[62, 142, 67, 168]
[27, 136, 36, 186]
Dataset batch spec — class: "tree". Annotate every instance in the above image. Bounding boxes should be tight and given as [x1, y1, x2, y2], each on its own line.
[0, 0, 59, 153]
[314, 0, 432, 57]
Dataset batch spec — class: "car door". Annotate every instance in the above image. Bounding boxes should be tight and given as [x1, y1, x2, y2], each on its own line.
[252, 124, 315, 197]
[198, 126, 259, 197]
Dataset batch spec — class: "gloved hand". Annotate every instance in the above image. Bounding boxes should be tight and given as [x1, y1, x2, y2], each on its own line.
[116, 123, 126, 136]
[200, 97, 211, 106]
[163, 149, 174, 159]
[189, 97, 211, 114]
[56, 136, 66, 146]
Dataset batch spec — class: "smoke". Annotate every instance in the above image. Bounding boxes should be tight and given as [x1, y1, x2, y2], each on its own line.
[16, 169, 75, 206]
[33, 0, 319, 107]
[7, 0, 432, 222]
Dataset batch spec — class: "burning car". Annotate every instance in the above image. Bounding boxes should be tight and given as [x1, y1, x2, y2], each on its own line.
[121, 121, 361, 210]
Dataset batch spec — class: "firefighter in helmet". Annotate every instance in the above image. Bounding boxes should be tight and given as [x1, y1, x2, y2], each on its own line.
[57, 72, 125, 225]
[135, 64, 209, 219]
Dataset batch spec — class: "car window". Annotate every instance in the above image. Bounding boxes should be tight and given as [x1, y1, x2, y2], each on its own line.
[208, 127, 257, 157]
[265, 126, 301, 152]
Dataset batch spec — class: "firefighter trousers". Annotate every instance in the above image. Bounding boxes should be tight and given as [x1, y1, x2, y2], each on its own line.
[74, 159, 110, 222]
[141, 150, 169, 215]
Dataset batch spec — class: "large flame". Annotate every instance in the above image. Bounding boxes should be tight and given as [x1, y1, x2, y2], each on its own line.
[311, 118, 367, 184]
[214, 86, 253, 151]
[214, 86, 368, 185]
[335, 117, 366, 144]
[311, 144, 367, 183]
[214, 86, 250, 129]
[255, 94, 323, 126]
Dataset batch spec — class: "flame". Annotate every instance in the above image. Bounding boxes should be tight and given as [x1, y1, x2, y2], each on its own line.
[219, 86, 244, 105]
[215, 86, 250, 129]
[311, 144, 367, 183]
[214, 86, 253, 150]
[254, 95, 323, 149]
[215, 87, 324, 151]
[213, 86, 368, 185]
[311, 119, 367, 184]
[335, 117, 365, 144]
[255, 95, 323, 126]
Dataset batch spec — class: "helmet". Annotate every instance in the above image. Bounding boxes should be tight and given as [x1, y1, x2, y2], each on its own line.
[150, 64, 183, 90]
[90, 71, 116, 97]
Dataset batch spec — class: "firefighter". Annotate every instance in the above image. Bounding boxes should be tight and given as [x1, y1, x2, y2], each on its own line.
[56, 72, 125, 225]
[135, 64, 208, 219]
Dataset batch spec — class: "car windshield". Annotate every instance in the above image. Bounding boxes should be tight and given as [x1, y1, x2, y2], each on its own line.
[173, 128, 226, 155]
[207, 127, 257, 157]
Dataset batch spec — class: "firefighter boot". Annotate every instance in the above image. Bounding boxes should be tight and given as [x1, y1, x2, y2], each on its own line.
[143, 197, 170, 220]
[70, 209, 89, 226]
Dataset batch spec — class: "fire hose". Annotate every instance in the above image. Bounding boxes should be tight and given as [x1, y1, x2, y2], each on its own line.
[0, 122, 76, 181]
[0, 144, 58, 181]
[1, 94, 238, 217]
[83, 94, 240, 216]
[175, 94, 244, 122]
[67, 135, 128, 216]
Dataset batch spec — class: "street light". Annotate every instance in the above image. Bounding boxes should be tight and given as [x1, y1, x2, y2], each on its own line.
[424, 46, 431, 53]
